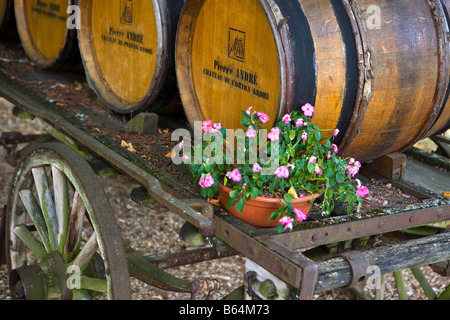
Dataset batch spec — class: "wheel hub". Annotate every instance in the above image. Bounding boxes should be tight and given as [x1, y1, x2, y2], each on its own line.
[9, 252, 71, 300]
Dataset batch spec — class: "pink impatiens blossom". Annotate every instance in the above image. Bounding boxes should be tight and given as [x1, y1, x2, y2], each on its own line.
[301, 103, 315, 117]
[246, 106, 253, 115]
[357, 186, 370, 198]
[246, 126, 257, 138]
[279, 216, 294, 231]
[333, 129, 340, 137]
[209, 122, 222, 133]
[355, 178, 362, 189]
[332, 143, 339, 153]
[308, 156, 317, 164]
[296, 118, 304, 127]
[282, 114, 291, 124]
[346, 165, 359, 177]
[201, 120, 213, 132]
[202, 120, 222, 133]
[268, 127, 280, 141]
[252, 163, 262, 173]
[199, 174, 214, 188]
[315, 166, 322, 175]
[294, 208, 308, 222]
[257, 112, 270, 124]
[274, 166, 290, 179]
[228, 168, 242, 182]
[302, 132, 308, 141]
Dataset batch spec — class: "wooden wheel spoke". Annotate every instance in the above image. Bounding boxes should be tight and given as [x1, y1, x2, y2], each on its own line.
[79, 275, 107, 293]
[13, 225, 47, 260]
[32, 167, 58, 251]
[72, 233, 99, 271]
[51, 165, 70, 255]
[18, 189, 51, 252]
[65, 191, 86, 255]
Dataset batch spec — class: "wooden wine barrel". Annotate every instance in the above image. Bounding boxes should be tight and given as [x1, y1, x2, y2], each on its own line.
[0, 0, 17, 40]
[176, 0, 450, 162]
[78, 0, 184, 114]
[14, 0, 79, 68]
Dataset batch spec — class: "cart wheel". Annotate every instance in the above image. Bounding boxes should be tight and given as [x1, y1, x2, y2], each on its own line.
[5, 143, 131, 300]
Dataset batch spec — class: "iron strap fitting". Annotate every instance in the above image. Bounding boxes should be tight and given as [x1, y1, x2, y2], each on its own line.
[338, 251, 370, 288]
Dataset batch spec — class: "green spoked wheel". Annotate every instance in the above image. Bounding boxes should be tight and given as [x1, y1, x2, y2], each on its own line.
[5, 143, 131, 300]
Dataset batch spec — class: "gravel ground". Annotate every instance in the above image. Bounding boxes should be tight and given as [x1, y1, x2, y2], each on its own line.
[0, 86, 449, 301]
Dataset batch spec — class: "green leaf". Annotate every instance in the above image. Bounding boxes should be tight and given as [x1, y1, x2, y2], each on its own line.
[277, 224, 284, 233]
[251, 187, 259, 199]
[284, 193, 293, 203]
[324, 168, 334, 178]
[226, 196, 235, 209]
[315, 130, 322, 141]
[307, 163, 315, 173]
[269, 211, 279, 221]
[289, 129, 296, 141]
[236, 197, 246, 213]
[336, 172, 345, 183]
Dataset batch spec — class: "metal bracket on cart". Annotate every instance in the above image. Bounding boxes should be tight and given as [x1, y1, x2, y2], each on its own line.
[338, 251, 371, 288]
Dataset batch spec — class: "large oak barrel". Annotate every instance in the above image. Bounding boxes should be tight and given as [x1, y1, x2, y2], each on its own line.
[176, 0, 450, 162]
[0, 0, 17, 40]
[14, 0, 79, 68]
[78, 0, 183, 114]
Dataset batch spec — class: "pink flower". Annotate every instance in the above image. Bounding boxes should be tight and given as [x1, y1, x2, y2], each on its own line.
[252, 163, 262, 173]
[282, 114, 291, 124]
[355, 178, 362, 189]
[315, 166, 322, 175]
[349, 158, 355, 165]
[202, 120, 213, 132]
[327, 151, 332, 159]
[308, 156, 317, 164]
[354, 161, 361, 169]
[257, 112, 270, 124]
[294, 208, 308, 222]
[268, 127, 280, 141]
[332, 143, 339, 153]
[274, 166, 290, 179]
[302, 132, 308, 141]
[182, 155, 190, 161]
[333, 129, 340, 137]
[228, 168, 242, 182]
[346, 165, 359, 177]
[202, 120, 222, 133]
[246, 106, 253, 115]
[246, 126, 257, 138]
[199, 174, 214, 188]
[279, 216, 294, 231]
[357, 186, 370, 198]
[209, 122, 222, 133]
[296, 118, 304, 127]
[301, 103, 315, 117]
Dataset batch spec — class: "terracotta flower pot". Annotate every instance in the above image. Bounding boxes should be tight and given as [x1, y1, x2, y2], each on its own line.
[218, 184, 319, 228]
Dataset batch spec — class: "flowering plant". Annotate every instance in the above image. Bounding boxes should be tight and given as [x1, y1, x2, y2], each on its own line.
[186, 104, 369, 233]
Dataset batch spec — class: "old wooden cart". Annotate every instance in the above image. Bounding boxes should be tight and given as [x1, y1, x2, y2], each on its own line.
[0, 0, 450, 300]
[0, 52, 449, 300]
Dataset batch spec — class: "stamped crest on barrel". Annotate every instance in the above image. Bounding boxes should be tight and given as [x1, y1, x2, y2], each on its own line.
[228, 28, 245, 62]
[120, 0, 133, 25]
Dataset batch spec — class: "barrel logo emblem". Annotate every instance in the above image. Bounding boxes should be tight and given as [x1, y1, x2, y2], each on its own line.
[120, 0, 133, 25]
[228, 28, 246, 62]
